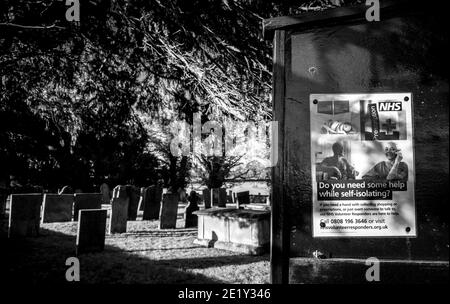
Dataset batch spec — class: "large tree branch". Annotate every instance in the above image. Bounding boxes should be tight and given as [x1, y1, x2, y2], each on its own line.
[0, 23, 66, 30]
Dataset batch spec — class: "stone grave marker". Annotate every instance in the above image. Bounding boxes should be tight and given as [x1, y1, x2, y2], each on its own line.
[112, 185, 127, 199]
[226, 190, 234, 205]
[73, 193, 102, 221]
[8, 194, 42, 238]
[59, 185, 73, 194]
[184, 191, 200, 228]
[126, 185, 140, 221]
[143, 185, 162, 220]
[0, 190, 8, 217]
[100, 183, 111, 204]
[202, 188, 211, 209]
[109, 196, 129, 234]
[159, 193, 179, 229]
[211, 188, 227, 208]
[211, 188, 219, 207]
[41, 194, 74, 223]
[76, 209, 107, 255]
[219, 188, 227, 207]
[138, 187, 145, 211]
[236, 191, 250, 205]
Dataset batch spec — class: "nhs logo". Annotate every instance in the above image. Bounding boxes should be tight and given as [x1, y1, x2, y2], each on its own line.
[378, 101, 402, 111]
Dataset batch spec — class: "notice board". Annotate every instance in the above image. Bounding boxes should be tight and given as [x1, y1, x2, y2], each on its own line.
[264, 1, 449, 283]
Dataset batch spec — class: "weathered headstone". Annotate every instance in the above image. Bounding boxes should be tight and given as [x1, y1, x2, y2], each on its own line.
[73, 193, 102, 221]
[236, 191, 250, 205]
[219, 188, 227, 207]
[138, 187, 145, 211]
[184, 191, 200, 228]
[211, 188, 219, 207]
[178, 188, 187, 203]
[202, 188, 211, 209]
[41, 194, 74, 223]
[112, 185, 127, 199]
[211, 188, 227, 208]
[125, 185, 140, 221]
[142, 185, 162, 220]
[8, 194, 42, 238]
[100, 183, 111, 204]
[76, 209, 107, 255]
[0, 190, 8, 217]
[109, 197, 129, 234]
[226, 190, 234, 205]
[58, 185, 73, 194]
[159, 193, 179, 229]
[251, 194, 267, 204]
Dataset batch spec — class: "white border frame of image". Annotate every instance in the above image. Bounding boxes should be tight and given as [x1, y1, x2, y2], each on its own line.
[309, 92, 417, 238]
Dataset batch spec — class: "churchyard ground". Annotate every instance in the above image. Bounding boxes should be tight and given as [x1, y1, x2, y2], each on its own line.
[0, 203, 270, 284]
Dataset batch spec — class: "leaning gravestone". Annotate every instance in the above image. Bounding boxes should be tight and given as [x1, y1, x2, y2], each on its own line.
[109, 197, 129, 234]
[184, 191, 200, 228]
[73, 193, 102, 221]
[236, 191, 250, 205]
[143, 185, 163, 220]
[8, 194, 42, 238]
[100, 183, 111, 204]
[41, 194, 74, 223]
[76, 209, 107, 255]
[202, 188, 211, 209]
[125, 185, 140, 221]
[159, 193, 179, 229]
[59, 185, 73, 194]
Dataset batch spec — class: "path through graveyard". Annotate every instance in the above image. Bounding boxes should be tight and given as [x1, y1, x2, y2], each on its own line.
[0, 203, 270, 284]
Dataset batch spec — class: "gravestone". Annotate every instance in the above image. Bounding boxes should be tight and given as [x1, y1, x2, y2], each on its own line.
[8, 194, 42, 238]
[202, 188, 211, 209]
[143, 185, 162, 220]
[100, 183, 111, 204]
[125, 185, 140, 221]
[179, 188, 187, 202]
[212, 188, 227, 208]
[76, 209, 107, 255]
[159, 193, 179, 229]
[109, 197, 129, 234]
[236, 191, 250, 205]
[219, 188, 227, 207]
[112, 185, 127, 199]
[251, 194, 267, 204]
[138, 187, 145, 211]
[73, 193, 102, 221]
[0, 190, 8, 217]
[59, 185, 73, 194]
[227, 190, 234, 205]
[184, 191, 200, 228]
[41, 194, 74, 223]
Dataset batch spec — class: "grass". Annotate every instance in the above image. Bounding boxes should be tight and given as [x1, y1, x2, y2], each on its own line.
[0, 204, 270, 284]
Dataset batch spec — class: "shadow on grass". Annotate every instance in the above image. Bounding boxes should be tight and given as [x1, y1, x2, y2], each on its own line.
[0, 221, 268, 284]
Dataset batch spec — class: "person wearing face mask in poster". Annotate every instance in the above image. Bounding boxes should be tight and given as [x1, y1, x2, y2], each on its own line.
[362, 142, 408, 181]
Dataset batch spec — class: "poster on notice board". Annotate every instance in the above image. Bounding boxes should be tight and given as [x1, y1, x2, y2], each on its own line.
[310, 93, 416, 237]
